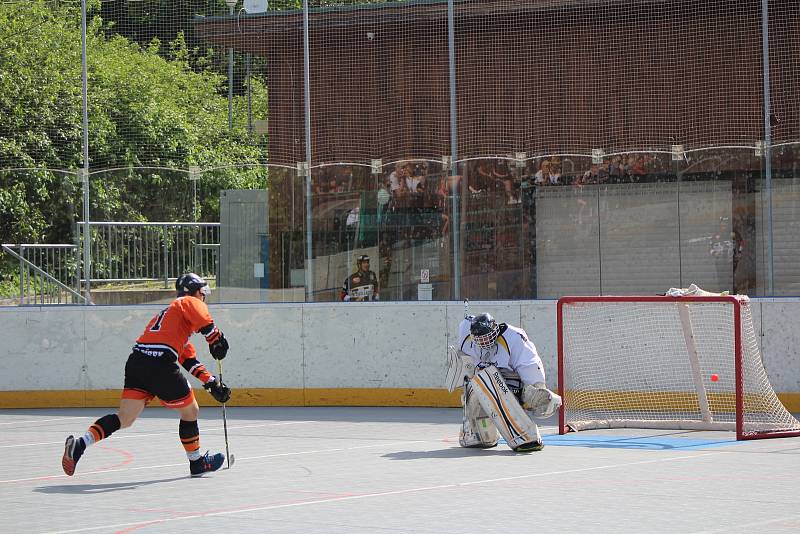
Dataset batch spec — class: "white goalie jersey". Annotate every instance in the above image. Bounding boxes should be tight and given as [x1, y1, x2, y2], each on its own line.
[456, 317, 547, 388]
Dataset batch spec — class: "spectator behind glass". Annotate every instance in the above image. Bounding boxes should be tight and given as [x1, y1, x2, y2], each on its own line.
[471, 160, 494, 193]
[493, 160, 519, 204]
[388, 163, 410, 197]
[327, 168, 343, 193]
[624, 155, 647, 179]
[313, 168, 331, 194]
[533, 160, 551, 186]
[608, 155, 624, 182]
[339, 165, 354, 192]
[435, 174, 461, 236]
[579, 163, 601, 184]
[547, 158, 562, 186]
[376, 176, 391, 223]
[405, 162, 426, 193]
[599, 160, 610, 183]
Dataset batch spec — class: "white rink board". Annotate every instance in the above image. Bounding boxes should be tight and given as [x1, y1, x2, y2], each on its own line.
[4, 307, 86, 390]
[521, 301, 559, 381]
[761, 301, 800, 391]
[303, 303, 449, 388]
[208, 305, 305, 389]
[0, 299, 797, 394]
[84, 307, 159, 388]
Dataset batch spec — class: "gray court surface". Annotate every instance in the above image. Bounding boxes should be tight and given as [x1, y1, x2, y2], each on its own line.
[1, 407, 799, 534]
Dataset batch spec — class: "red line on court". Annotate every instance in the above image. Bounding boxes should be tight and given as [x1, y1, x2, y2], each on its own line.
[116, 493, 363, 534]
[0, 443, 134, 484]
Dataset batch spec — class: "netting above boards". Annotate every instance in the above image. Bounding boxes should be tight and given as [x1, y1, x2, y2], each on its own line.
[193, 0, 800, 167]
[4, 0, 799, 171]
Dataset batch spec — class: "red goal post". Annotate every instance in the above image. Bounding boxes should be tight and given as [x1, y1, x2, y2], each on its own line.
[557, 295, 800, 440]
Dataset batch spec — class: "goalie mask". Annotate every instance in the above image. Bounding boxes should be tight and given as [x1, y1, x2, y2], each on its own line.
[471, 313, 499, 350]
[176, 272, 211, 298]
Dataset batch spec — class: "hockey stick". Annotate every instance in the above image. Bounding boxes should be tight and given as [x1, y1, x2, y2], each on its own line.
[216, 359, 234, 468]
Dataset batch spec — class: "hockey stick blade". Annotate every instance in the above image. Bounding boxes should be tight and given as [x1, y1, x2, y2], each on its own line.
[227, 453, 235, 468]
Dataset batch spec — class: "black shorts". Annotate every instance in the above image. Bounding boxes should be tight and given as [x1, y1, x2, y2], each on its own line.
[122, 351, 195, 408]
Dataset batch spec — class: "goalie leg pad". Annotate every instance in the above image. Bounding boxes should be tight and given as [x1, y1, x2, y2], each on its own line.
[471, 366, 542, 450]
[459, 382, 500, 448]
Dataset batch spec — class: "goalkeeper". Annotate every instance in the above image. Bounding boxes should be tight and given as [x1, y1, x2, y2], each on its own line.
[446, 313, 561, 452]
[61, 273, 232, 477]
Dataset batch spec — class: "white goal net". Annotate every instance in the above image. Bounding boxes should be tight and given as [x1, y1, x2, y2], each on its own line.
[558, 295, 800, 440]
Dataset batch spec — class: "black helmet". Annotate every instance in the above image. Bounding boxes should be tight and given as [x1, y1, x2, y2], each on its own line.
[175, 273, 210, 297]
[470, 313, 499, 350]
[358, 254, 370, 263]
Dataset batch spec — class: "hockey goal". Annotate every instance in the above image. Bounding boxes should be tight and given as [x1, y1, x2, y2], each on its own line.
[557, 295, 800, 440]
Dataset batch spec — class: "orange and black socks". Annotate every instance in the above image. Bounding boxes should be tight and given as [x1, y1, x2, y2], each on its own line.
[81, 414, 121, 448]
[179, 419, 201, 461]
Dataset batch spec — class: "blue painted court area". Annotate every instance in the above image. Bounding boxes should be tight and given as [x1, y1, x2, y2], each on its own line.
[538, 432, 743, 450]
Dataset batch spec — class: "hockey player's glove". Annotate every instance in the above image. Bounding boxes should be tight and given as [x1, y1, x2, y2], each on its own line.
[209, 333, 229, 360]
[204, 377, 231, 403]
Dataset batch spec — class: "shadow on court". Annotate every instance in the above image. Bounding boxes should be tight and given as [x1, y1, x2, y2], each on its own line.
[382, 446, 519, 460]
[33, 476, 188, 494]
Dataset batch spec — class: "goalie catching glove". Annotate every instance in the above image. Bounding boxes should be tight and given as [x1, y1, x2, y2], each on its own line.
[522, 382, 562, 418]
[204, 376, 231, 403]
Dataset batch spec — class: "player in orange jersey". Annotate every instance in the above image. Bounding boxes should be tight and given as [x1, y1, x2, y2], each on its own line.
[61, 273, 232, 477]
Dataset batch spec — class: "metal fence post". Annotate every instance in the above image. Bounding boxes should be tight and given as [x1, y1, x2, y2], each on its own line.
[761, 0, 774, 296]
[18, 250, 24, 305]
[303, 0, 314, 302]
[80, 0, 91, 304]
[162, 226, 169, 289]
[447, 0, 460, 300]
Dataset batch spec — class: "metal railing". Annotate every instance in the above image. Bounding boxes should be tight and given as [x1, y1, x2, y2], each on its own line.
[1, 223, 220, 305]
[1, 244, 86, 305]
[79, 222, 220, 287]
[20, 243, 81, 290]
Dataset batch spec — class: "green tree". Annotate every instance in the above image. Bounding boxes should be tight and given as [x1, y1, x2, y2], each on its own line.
[0, 0, 268, 245]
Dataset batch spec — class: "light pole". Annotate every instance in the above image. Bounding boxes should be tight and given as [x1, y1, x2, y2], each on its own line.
[80, 0, 91, 302]
[225, 0, 237, 129]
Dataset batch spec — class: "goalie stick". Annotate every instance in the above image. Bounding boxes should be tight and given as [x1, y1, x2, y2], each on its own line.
[217, 359, 234, 469]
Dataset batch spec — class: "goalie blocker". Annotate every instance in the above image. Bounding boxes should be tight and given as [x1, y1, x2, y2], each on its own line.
[467, 366, 543, 452]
